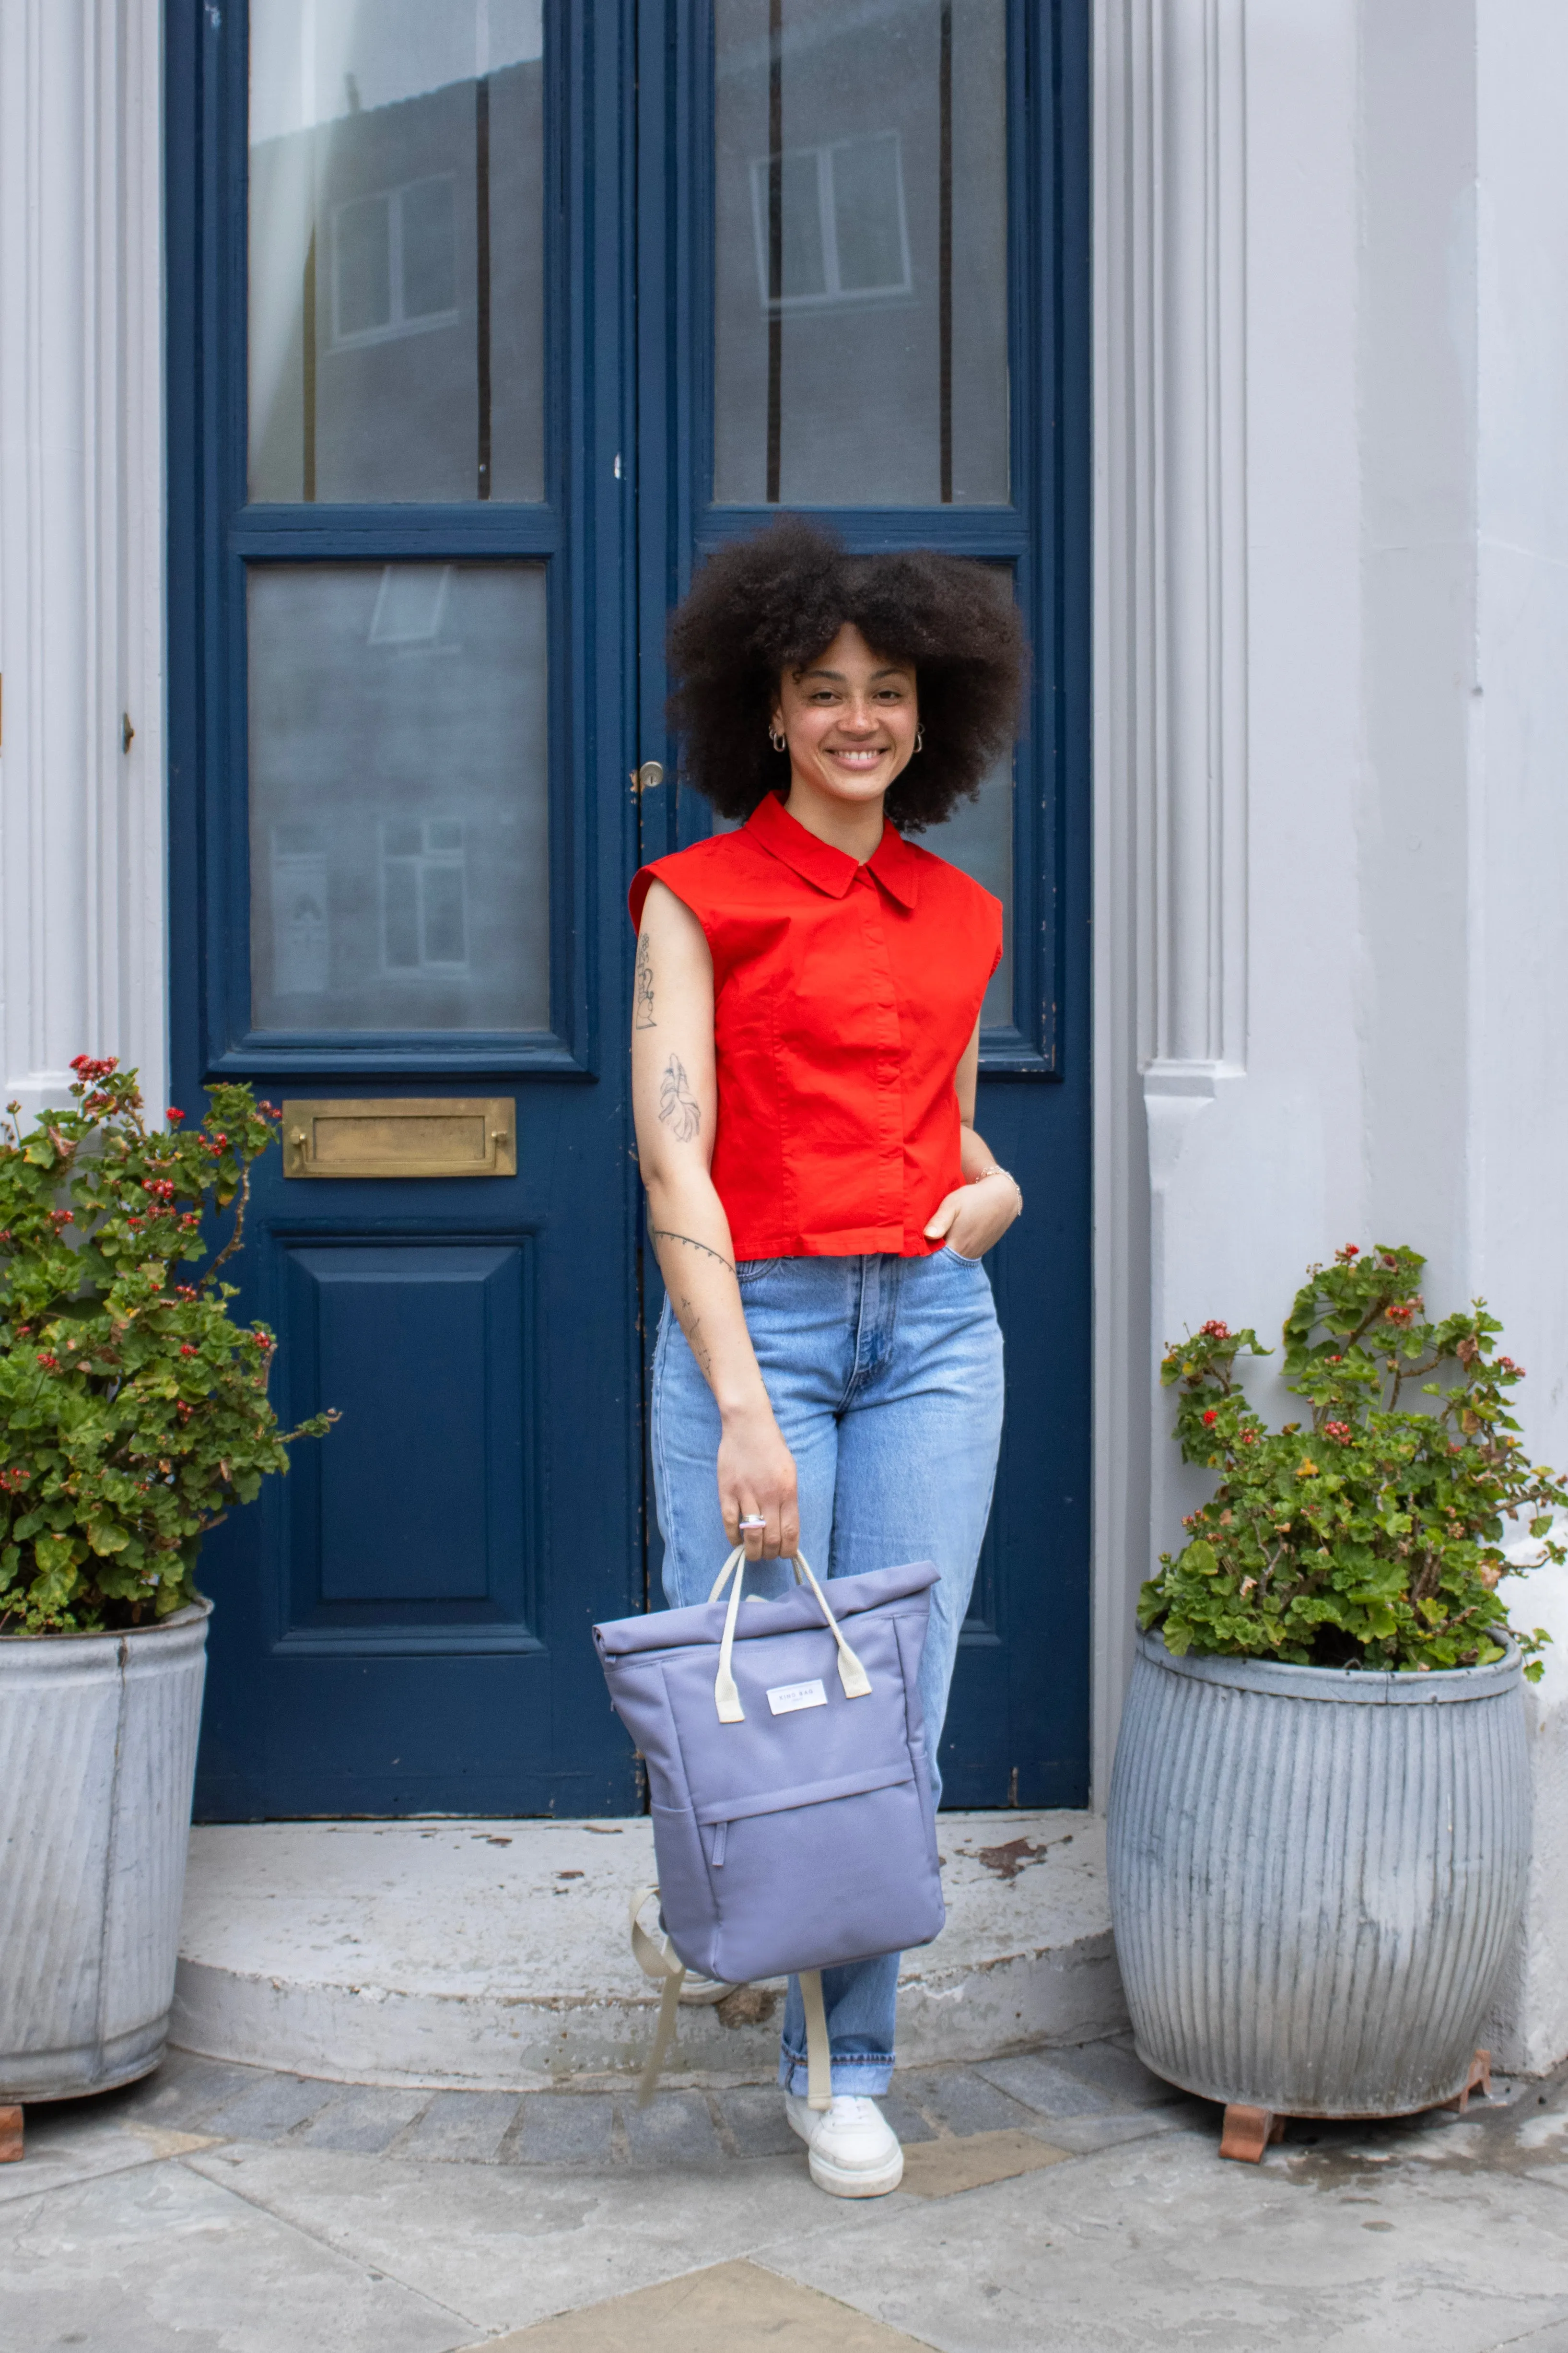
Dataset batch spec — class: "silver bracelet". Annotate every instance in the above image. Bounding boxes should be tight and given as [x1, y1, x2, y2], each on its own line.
[973, 1163, 1023, 1209]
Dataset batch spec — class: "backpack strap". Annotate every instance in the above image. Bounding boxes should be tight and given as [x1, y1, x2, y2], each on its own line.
[629, 1887, 688, 2108]
[799, 1968, 832, 2110]
[630, 1888, 832, 2113]
[628, 1888, 738, 2108]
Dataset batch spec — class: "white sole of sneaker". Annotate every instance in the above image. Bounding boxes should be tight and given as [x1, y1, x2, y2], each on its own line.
[806, 2143, 904, 2198]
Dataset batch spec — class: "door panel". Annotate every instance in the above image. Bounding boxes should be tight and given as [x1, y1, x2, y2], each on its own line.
[170, 0, 642, 1819]
[281, 1242, 530, 1622]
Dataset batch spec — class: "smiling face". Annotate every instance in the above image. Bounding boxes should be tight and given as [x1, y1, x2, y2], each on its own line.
[771, 624, 919, 814]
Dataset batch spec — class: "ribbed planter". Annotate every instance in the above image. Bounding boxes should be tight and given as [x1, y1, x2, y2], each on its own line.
[0, 1601, 210, 2101]
[1107, 1630, 1530, 2118]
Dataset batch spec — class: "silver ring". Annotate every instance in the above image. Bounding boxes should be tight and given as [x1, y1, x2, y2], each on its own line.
[737, 1516, 767, 1530]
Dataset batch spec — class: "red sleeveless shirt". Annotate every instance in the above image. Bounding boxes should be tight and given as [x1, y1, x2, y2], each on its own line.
[629, 792, 1002, 1259]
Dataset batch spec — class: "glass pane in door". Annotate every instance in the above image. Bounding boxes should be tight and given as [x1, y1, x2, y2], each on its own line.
[713, 0, 1008, 506]
[936, 761, 1013, 1025]
[247, 563, 550, 1032]
[248, 0, 545, 502]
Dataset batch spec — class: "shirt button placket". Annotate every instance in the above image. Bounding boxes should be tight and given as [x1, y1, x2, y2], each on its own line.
[858, 874, 904, 1246]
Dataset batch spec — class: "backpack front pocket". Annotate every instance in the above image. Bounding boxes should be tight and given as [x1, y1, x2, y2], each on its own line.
[696, 1768, 944, 1985]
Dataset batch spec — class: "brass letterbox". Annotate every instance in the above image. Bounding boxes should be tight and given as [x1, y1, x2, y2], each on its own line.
[281, 1098, 516, 1179]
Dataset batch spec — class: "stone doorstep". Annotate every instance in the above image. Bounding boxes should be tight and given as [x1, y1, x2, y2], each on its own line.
[171, 1810, 1127, 2092]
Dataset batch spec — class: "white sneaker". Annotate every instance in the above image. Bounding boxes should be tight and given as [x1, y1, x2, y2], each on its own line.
[785, 2092, 904, 2197]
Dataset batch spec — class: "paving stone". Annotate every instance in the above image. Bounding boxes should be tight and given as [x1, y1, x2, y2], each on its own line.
[620, 2091, 723, 2167]
[0, 2155, 462, 2353]
[291, 2086, 429, 2153]
[462, 2258, 924, 2350]
[506, 2094, 615, 2166]
[1042, 2037, 1184, 2108]
[976, 2051, 1121, 2118]
[893, 2067, 1035, 2137]
[396, 2091, 521, 2164]
[200, 2071, 338, 2141]
[716, 2085, 799, 2158]
[1030, 2103, 1213, 2155]
[897, 2128, 1071, 2200]
[875, 2091, 937, 2145]
[114, 2052, 261, 2128]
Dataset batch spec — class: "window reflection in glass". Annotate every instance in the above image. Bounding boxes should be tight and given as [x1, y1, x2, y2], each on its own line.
[714, 0, 1009, 507]
[248, 0, 545, 503]
[248, 564, 550, 1033]
[932, 762, 1013, 1027]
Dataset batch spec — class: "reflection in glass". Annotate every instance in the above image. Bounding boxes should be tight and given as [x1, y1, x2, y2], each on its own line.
[248, 0, 545, 503]
[931, 762, 1013, 1027]
[714, 0, 1008, 506]
[248, 565, 549, 1033]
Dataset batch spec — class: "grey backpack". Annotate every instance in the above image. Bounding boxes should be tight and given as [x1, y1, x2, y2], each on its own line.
[593, 1548, 945, 2104]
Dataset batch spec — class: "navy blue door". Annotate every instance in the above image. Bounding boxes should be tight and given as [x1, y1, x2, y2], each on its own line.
[168, 0, 1088, 1819]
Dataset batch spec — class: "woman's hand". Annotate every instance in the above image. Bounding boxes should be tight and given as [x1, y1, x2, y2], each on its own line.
[923, 1170, 1022, 1262]
[718, 1399, 800, 1562]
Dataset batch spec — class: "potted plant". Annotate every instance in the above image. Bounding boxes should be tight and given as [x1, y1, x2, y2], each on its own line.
[1108, 1245, 1559, 2159]
[0, 1059, 329, 2158]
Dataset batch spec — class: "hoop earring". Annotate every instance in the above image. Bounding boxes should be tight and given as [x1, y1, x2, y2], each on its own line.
[769, 727, 787, 753]
[913, 727, 925, 754]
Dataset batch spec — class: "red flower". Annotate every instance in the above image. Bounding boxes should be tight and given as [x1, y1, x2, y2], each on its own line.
[1202, 1408, 1218, 1426]
[35, 1352, 59, 1370]
[1385, 1303, 1414, 1326]
[1199, 1318, 1231, 1341]
[1339, 1244, 1360, 1258]
[165, 1108, 185, 1122]
[48, 1208, 73, 1227]
[179, 1344, 198, 1357]
[1240, 1430, 1258, 1446]
[1324, 1420, 1351, 1442]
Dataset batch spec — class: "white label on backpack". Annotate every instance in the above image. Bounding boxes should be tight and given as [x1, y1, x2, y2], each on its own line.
[767, 1678, 827, 1716]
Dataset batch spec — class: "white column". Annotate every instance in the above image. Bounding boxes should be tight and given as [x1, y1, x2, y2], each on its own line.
[0, 0, 167, 1122]
[1093, 0, 1253, 1800]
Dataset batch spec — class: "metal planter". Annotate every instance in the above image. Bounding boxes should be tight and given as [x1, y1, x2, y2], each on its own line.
[0, 1602, 210, 2101]
[1107, 1629, 1530, 2118]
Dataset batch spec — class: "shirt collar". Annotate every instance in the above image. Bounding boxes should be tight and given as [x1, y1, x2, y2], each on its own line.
[745, 792, 921, 911]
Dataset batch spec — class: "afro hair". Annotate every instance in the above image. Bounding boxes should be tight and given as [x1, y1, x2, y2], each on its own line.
[664, 518, 1027, 834]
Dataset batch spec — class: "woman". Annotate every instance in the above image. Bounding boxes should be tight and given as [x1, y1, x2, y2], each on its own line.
[630, 519, 1025, 2198]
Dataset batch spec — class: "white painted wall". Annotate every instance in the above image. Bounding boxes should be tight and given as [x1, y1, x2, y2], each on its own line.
[0, 0, 167, 1122]
[1095, 0, 1568, 2070]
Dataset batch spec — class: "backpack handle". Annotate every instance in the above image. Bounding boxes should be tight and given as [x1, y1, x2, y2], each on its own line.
[708, 1545, 873, 1724]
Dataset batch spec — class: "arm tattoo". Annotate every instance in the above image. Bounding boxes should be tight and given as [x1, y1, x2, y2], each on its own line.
[651, 1229, 737, 1279]
[633, 932, 656, 1029]
[657, 1054, 702, 1141]
[677, 1295, 714, 1379]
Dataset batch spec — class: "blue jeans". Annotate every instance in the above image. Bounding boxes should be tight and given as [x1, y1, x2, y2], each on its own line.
[651, 1248, 1005, 2096]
